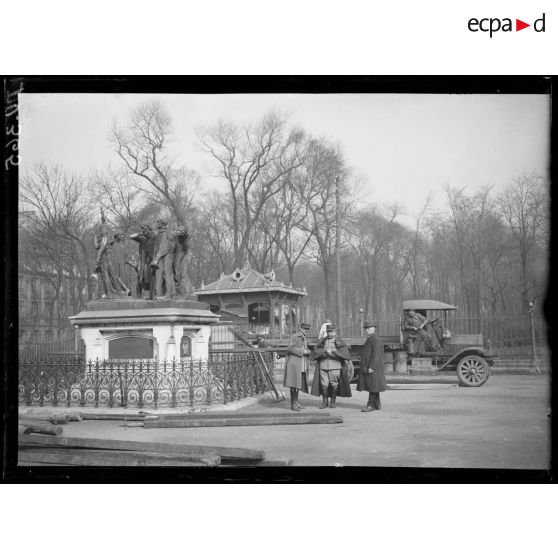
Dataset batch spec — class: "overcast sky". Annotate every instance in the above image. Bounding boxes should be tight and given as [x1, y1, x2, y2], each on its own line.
[20, 92, 550, 225]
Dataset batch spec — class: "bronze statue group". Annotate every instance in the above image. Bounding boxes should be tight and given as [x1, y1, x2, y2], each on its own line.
[94, 212, 191, 301]
[283, 321, 386, 413]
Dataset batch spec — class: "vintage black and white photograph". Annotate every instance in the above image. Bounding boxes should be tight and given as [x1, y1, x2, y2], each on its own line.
[8, 79, 551, 474]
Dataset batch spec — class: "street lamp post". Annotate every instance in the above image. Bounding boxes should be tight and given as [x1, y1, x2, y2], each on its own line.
[528, 302, 541, 374]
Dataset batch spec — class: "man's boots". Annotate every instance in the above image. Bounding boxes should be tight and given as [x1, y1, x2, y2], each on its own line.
[361, 392, 375, 412]
[319, 388, 329, 409]
[329, 386, 337, 408]
[373, 392, 381, 410]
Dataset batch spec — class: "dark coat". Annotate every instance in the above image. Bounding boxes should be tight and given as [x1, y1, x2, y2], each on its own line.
[357, 333, 386, 393]
[310, 337, 352, 397]
[283, 332, 310, 392]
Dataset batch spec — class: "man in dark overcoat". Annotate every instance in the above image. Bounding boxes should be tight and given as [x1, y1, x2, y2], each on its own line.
[310, 324, 352, 409]
[358, 322, 386, 412]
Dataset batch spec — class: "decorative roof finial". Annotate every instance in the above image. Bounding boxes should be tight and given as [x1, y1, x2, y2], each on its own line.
[243, 254, 250, 269]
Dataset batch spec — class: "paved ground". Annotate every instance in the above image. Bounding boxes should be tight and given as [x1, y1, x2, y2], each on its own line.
[19, 375, 551, 469]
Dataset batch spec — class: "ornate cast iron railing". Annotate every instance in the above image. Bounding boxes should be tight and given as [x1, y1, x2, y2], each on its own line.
[18, 352, 274, 409]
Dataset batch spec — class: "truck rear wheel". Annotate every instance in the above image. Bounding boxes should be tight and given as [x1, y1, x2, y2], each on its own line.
[456, 355, 490, 387]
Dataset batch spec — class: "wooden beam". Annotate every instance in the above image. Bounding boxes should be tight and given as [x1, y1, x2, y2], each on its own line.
[385, 376, 458, 384]
[142, 412, 331, 421]
[220, 459, 293, 467]
[24, 409, 83, 421]
[18, 421, 63, 436]
[18, 448, 220, 467]
[19, 412, 69, 424]
[19, 434, 265, 462]
[80, 413, 146, 421]
[144, 416, 343, 429]
[252, 459, 293, 467]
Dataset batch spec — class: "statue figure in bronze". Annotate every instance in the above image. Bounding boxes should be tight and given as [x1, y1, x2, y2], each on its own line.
[173, 224, 192, 299]
[151, 219, 176, 299]
[127, 219, 193, 301]
[110, 231, 132, 294]
[130, 223, 156, 300]
[94, 211, 130, 298]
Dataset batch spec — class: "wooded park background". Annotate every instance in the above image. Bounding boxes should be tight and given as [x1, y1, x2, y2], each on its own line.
[18, 100, 549, 345]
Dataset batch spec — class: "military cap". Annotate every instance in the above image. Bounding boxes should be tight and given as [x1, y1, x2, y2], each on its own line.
[326, 324, 336, 331]
[299, 323, 311, 330]
[363, 322, 377, 329]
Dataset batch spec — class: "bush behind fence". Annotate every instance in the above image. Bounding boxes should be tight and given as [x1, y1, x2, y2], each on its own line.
[18, 352, 274, 409]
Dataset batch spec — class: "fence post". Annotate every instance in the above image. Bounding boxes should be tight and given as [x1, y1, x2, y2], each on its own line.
[529, 302, 541, 374]
[223, 357, 228, 405]
[189, 359, 195, 407]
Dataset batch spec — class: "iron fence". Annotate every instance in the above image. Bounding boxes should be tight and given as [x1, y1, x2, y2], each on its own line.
[338, 313, 548, 355]
[444, 315, 548, 355]
[18, 351, 274, 409]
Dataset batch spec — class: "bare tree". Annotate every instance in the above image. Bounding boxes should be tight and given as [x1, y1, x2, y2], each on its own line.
[111, 99, 199, 226]
[350, 203, 402, 316]
[196, 110, 307, 268]
[90, 167, 151, 230]
[407, 195, 433, 298]
[188, 192, 235, 286]
[297, 139, 354, 317]
[19, 164, 97, 331]
[497, 175, 549, 310]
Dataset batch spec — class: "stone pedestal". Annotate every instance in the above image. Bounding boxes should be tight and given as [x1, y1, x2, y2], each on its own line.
[384, 351, 394, 374]
[69, 299, 219, 361]
[393, 350, 409, 374]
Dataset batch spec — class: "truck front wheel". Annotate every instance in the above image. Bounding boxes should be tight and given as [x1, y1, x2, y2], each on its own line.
[456, 355, 490, 387]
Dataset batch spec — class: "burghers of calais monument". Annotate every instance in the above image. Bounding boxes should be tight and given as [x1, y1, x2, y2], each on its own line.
[70, 212, 218, 361]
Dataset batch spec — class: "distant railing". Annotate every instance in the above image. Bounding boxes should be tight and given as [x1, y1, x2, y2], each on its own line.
[19, 334, 85, 359]
[18, 352, 274, 409]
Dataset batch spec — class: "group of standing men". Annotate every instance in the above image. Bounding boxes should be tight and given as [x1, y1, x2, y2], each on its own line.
[283, 321, 386, 413]
[94, 214, 191, 301]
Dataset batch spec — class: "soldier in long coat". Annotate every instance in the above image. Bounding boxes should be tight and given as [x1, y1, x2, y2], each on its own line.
[358, 322, 386, 412]
[283, 323, 311, 411]
[310, 324, 352, 408]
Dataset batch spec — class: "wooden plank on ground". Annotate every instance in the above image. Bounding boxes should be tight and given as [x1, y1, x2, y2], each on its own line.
[142, 412, 331, 422]
[144, 416, 343, 429]
[18, 434, 265, 462]
[387, 384, 458, 390]
[18, 421, 63, 436]
[18, 461, 59, 467]
[24, 409, 83, 421]
[221, 459, 294, 467]
[18, 448, 220, 467]
[386, 376, 458, 384]
[81, 413, 146, 421]
[19, 412, 69, 424]
[254, 459, 294, 466]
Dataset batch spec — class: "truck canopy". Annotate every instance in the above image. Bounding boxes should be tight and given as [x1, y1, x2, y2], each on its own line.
[402, 299, 458, 311]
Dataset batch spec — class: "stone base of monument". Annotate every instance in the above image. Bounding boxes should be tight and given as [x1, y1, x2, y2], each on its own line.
[70, 299, 219, 361]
